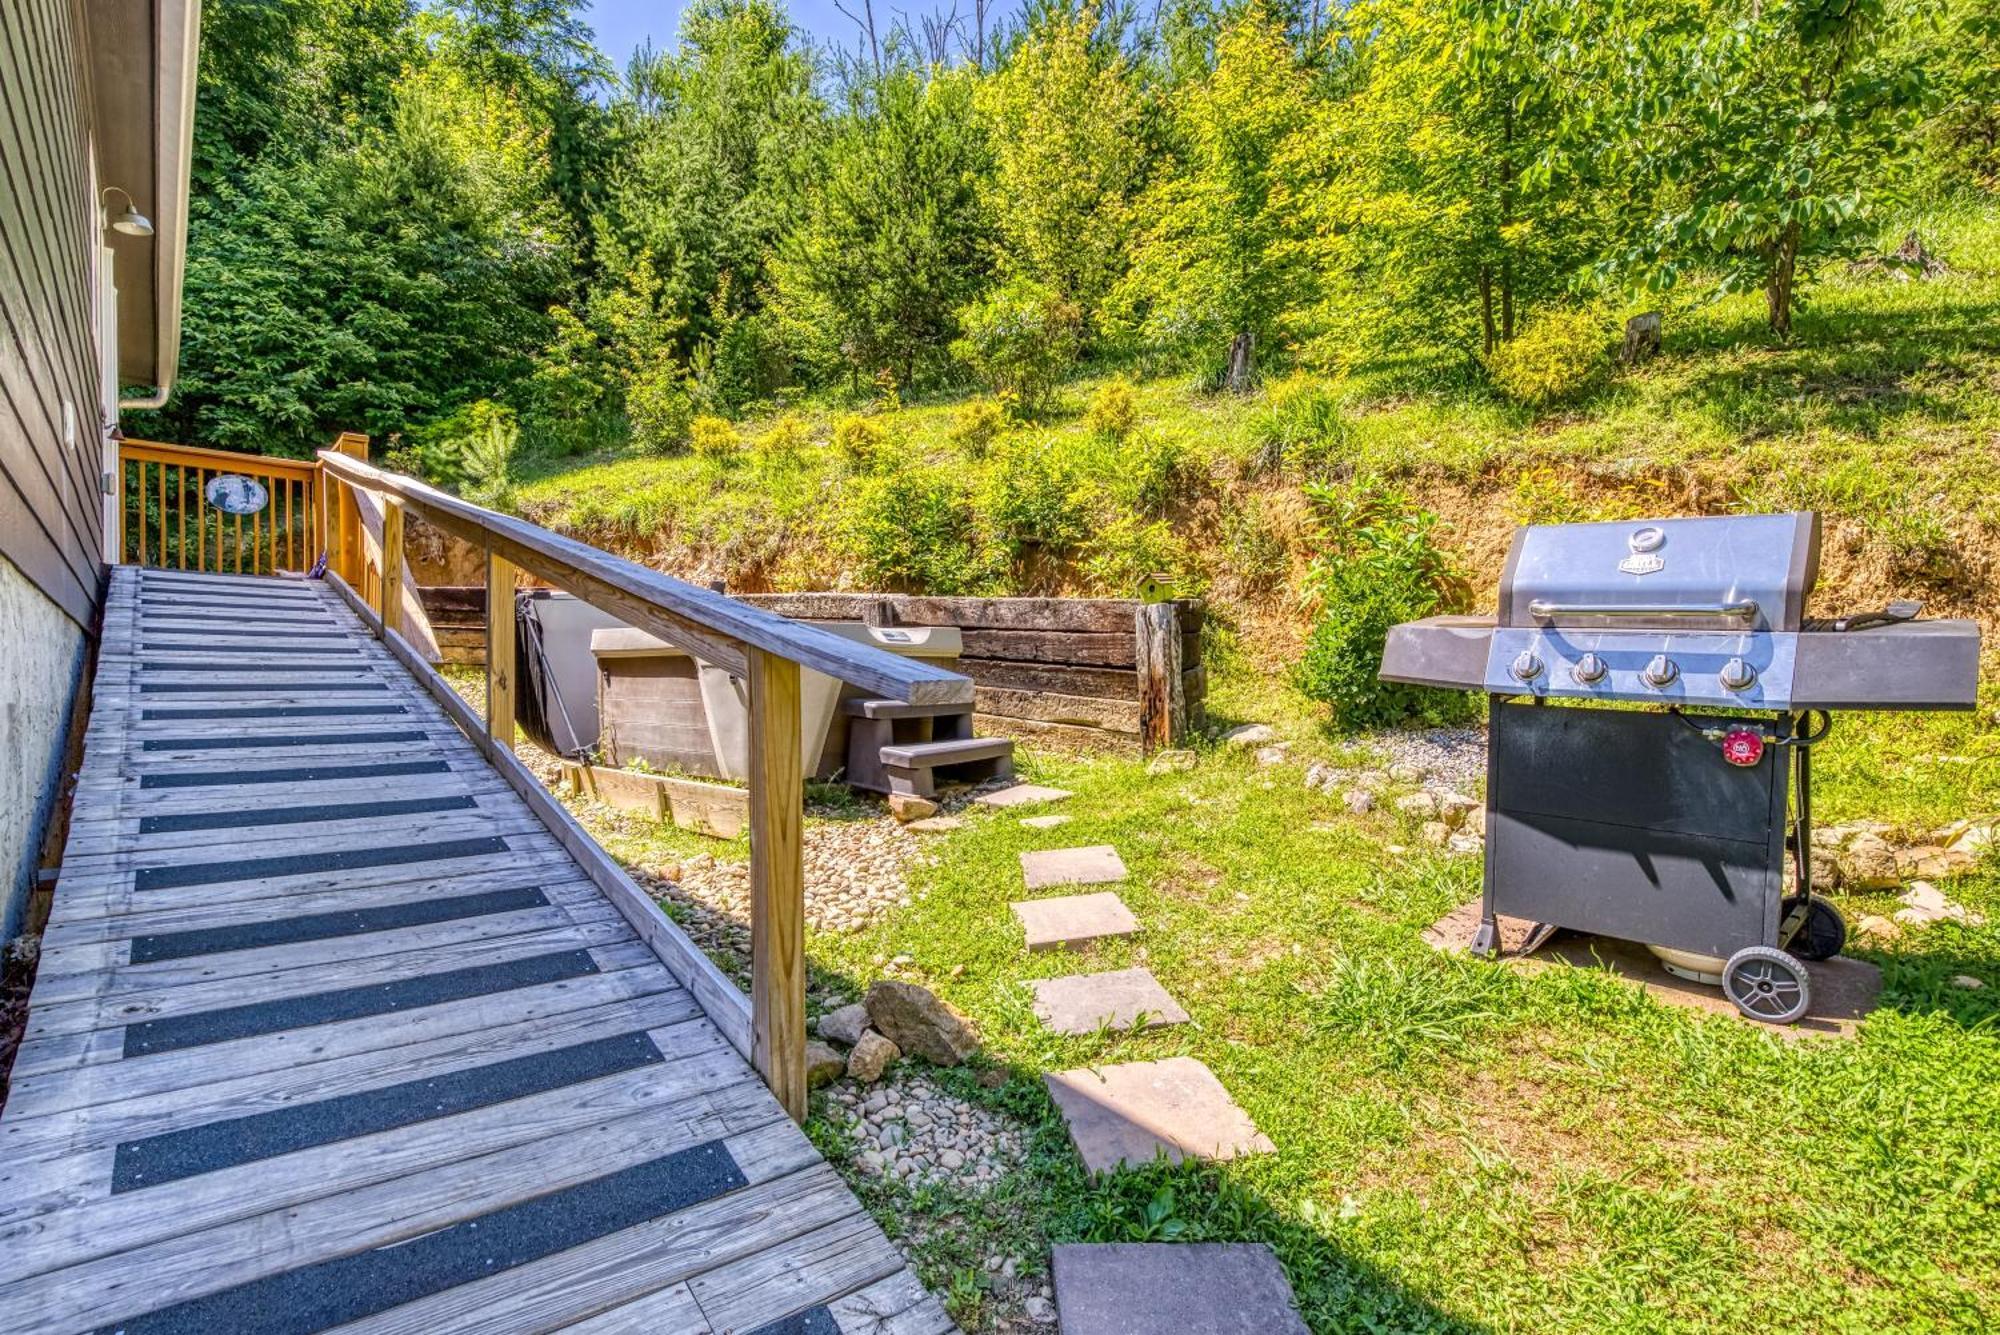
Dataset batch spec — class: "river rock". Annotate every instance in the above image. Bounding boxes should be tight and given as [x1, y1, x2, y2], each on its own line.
[817, 1002, 871, 1048]
[1148, 749, 1198, 775]
[887, 792, 940, 823]
[847, 1029, 901, 1083]
[866, 979, 980, 1066]
[1395, 791, 1440, 818]
[1840, 833, 1902, 890]
[1343, 789, 1374, 816]
[806, 1040, 846, 1088]
[1221, 724, 1277, 748]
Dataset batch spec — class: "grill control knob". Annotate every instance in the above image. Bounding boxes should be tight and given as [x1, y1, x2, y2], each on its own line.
[1641, 654, 1680, 689]
[1571, 653, 1608, 685]
[1719, 657, 1758, 692]
[1510, 650, 1544, 682]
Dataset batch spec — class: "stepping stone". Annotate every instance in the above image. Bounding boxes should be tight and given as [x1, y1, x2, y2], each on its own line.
[1011, 892, 1140, 952]
[1045, 1057, 1274, 1174]
[905, 815, 964, 832]
[1021, 845, 1126, 890]
[1052, 1243, 1308, 1335]
[1031, 967, 1189, 1035]
[975, 783, 1072, 809]
[1021, 813, 1071, 830]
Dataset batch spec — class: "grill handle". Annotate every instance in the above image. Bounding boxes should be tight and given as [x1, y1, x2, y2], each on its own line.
[1525, 599, 1760, 619]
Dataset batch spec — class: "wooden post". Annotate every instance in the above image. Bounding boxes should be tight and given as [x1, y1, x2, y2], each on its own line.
[380, 496, 405, 639]
[332, 433, 368, 585]
[747, 647, 806, 1123]
[486, 550, 519, 754]
[1136, 600, 1185, 754]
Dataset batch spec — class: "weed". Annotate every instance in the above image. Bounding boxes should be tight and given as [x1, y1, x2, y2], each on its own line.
[1085, 378, 1140, 440]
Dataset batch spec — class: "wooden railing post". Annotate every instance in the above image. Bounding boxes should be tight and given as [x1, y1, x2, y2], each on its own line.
[380, 496, 405, 638]
[486, 550, 519, 754]
[333, 433, 368, 586]
[747, 647, 806, 1123]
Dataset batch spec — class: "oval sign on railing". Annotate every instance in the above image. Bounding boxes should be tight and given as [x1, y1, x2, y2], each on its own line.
[205, 474, 269, 516]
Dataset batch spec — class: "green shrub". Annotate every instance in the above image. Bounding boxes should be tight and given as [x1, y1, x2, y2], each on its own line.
[1244, 374, 1346, 475]
[950, 277, 1083, 415]
[948, 398, 1008, 455]
[833, 414, 888, 468]
[689, 415, 740, 458]
[844, 467, 1000, 594]
[1085, 379, 1139, 440]
[982, 436, 1093, 556]
[1107, 431, 1194, 516]
[1486, 307, 1610, 408]
[1295, 479, 1475, 731]
[755, 413, 812, 463]
[1082, 514, 1195, 596]
[627, 353, 694, 454]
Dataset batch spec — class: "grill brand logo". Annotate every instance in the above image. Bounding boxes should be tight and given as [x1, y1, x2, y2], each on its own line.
[1619, 526, 1666, 575]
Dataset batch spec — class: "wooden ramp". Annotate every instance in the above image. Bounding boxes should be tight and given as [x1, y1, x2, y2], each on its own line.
[0, 568, 953, 1335]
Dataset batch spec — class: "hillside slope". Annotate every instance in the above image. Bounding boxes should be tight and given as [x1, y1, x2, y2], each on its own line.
[511, 202, 2000, 675]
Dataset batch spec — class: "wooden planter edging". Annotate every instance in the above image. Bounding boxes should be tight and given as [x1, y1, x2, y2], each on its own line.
[731, 593, 1206, 753]
[561, 761, 749, 839]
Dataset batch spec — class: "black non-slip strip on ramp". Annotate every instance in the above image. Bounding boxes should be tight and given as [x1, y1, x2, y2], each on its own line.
[139, 794, 477, 835]
[141, 661, 369, 673]
[137, 626, 349, 639]
[134, 835, 509, 892]
[96, 1139, 748, 1335]
[139, 682, 389, 694]
[141, 729, 427, 752]
[141, 759, 448, 789]
[748, 1306, 844, 1335]
[140, 604, 329, 618]
[129, 886, 550, 963]
[111, 1031, 665, 1193]
[140, 595, 322, 610]
[141, 705, 410, 721]
[141, 643, 359, 656]
[121, 947, 600, 1057]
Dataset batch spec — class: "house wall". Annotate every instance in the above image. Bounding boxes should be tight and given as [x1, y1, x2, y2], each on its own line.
[0, 0, 112, 941]
[0, 557, 87, 941]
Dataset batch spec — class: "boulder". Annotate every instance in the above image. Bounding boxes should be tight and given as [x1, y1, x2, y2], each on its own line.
[1952, 974, 1985, 990]
[1387, 762, 1426, 784]
[1421, 821, 1451, 847]
[1254, 745, 1290, 768]
[1147, 749, 1199, 776]
[1899, 844, 1976, 881]
[1462, 805, 1487, 837]
[1395, 791, 1440, 818]
[887, 792, 940, 823]
[846, 1029, 900, 1083]
[1221, 724, 1277, 748]
[805, 1040, 846, 1088]
[1853, 913, 1900, 943]
[816, 1002, 871, 1048]
[1343, 789, 1375, 816]
[1435, 792, 1480, 829]
[866, 979, 980, 1066]
[1839, 833, 1901, 891]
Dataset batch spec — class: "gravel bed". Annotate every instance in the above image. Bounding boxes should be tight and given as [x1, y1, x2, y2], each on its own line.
[826, 1071, 1030, 1193]
[1346, 724, 1488, 792]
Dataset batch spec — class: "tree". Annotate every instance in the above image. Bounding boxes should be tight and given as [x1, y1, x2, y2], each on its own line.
[1287, 0, 1612, 364]
[1116, 4, 1311, 389]
[768, 67, 995, 389]
[977, 5, 1145, 335]
[1601, 0, 1931, 336]
[594, 0, 826, 372]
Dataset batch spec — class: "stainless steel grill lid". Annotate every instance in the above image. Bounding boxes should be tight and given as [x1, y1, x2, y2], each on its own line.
[1381, 510, 1978, 712]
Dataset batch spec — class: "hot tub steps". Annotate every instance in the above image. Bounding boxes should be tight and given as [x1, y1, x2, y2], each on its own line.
[843, 698, 1016, 798]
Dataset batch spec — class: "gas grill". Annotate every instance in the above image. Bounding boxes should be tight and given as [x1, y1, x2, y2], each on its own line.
[1380, 512, 1981, 1023]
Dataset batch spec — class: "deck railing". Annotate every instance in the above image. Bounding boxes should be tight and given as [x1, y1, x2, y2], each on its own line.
[117, 438, 319, 575]
[314, 436, 974, 1120]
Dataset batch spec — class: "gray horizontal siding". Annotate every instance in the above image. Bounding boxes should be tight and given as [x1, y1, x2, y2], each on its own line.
[0, 0, 107, 628]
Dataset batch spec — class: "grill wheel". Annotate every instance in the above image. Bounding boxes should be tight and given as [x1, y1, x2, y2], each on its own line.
[1722, 946, 1812, 1024]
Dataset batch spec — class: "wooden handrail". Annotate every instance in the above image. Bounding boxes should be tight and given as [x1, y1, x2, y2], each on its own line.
[314, 438, 975, 1122]
[316, 447, 974, 707]
[121, 438, 319, 478]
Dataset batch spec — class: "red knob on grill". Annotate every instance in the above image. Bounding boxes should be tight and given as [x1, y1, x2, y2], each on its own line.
[1720, 729, 1764, 767]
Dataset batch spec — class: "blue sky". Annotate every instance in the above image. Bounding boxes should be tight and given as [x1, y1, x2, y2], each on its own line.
[583, 0, 1021, 63]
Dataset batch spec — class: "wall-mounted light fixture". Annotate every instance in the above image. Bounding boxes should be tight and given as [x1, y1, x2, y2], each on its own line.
[100, 186, 154, 238]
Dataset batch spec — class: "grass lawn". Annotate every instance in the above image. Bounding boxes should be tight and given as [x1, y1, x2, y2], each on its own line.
[510, 657, 2000, 1333]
